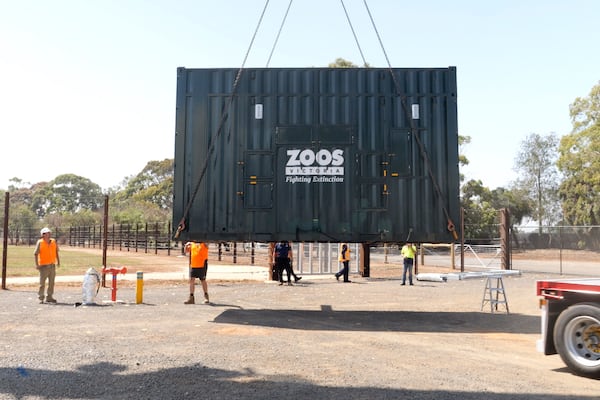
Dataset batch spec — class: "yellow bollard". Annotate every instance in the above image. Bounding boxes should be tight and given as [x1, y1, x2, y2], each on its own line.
[136, 271, 143, 304]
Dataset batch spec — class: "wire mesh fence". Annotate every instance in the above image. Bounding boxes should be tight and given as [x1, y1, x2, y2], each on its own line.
[3, 222, 600, 279]
[1, 223, 176, 254]
[510, 225, 600, 276]
[420, 225, 600, 276]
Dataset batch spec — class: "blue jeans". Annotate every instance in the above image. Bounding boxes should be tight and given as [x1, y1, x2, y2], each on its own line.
[336, 261, 350, 282]
[402, 258, 413, 284]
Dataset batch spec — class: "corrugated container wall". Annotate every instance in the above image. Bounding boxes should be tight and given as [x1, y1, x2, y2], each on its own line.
[173, 67, 460, 244]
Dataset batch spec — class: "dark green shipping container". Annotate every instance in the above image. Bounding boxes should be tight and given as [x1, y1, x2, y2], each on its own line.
[173, 67, 460, 244]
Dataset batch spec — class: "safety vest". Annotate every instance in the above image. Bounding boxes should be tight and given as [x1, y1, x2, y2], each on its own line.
[401, 244, 416, 259]
[339, 245, 351, 262]
[37, 239, 57, 265]
[190, 242, 208, 268]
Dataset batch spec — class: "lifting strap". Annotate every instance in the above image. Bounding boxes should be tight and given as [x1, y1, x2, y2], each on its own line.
[175, 0, 458, 241]
[174, 0, 271, 239]
[362, 0, 459, 240]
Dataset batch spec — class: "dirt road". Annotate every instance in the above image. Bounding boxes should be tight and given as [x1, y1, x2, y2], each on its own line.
[0, 267, 598, 399]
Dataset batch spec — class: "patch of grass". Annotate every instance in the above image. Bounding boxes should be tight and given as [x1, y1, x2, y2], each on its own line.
[2, 246, 147, 277]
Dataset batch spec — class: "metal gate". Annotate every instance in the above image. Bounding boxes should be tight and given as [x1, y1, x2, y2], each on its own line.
[294, 242, 360, 275]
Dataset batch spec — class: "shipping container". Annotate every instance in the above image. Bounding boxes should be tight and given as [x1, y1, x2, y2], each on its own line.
[173, 67, 460, 244]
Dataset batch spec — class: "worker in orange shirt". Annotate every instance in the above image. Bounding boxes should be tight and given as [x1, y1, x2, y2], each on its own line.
[34, 227, 60, 304]
[184, 241, 209, 304]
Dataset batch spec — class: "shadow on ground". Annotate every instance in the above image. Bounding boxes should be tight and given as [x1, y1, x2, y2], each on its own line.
[212, 307, 539, 334]
[0, 362, 594, 400]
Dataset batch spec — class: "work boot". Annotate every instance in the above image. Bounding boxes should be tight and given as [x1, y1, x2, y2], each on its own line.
[45, 297, 57, 304]
[203, 293, 209, 304]
[184, 295, 195, 305]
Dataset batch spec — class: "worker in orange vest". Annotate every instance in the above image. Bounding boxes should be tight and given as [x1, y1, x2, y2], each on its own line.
[34, 227, 60, 304]
[184, 241, 209, 304]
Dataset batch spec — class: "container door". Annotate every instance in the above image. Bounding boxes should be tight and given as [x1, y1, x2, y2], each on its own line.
[274, 125, 355, 241]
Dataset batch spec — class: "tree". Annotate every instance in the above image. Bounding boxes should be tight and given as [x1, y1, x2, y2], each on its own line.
[114, 159, 173, 211]
[458, 135, 471, 182]
[461, 180, 499, 240]
[5, 183, 34, 208]
[7, 177, 30, 190]
[487, 186, 532, 226]
[461, 179, 532, 240]
[569, 81, 600, 132]
[63, 209, 102, 227]
[328, 58, 371, 68]
[7, 204, 37, 245]
[328, 58, 358, 68]
[557, 126, 600, 226]
[5, 185, 37, 244]
[31, 174, 103, 218]
[110, 159, 174, 224]
[110, 199, 167, 225]
[557, 81, 600, 226]
[513, 133, 560, 230]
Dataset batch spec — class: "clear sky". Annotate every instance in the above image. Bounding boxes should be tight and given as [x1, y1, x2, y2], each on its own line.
[1, 0, 598, 191]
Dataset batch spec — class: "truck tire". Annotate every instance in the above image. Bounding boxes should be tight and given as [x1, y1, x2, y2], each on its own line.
[554, 302, 600, 378]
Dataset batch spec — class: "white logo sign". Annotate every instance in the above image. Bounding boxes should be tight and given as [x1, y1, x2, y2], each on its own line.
[285, 149, 345, 184]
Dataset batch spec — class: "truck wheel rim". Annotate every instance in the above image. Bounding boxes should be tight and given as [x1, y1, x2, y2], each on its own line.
[564, 315, 600, 367]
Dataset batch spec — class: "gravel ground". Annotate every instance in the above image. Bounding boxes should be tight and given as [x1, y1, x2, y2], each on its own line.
[0, 271, 598, 400]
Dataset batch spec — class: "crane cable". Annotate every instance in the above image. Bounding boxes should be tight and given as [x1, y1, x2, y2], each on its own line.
[362, 0, 458, 239]
[176, 0, 458, 240]
[174, 0, 271, 239]
[266, 0, 294, 67]
[340, 0, 368, 67]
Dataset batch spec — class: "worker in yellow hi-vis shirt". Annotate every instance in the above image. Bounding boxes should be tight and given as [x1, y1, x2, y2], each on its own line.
[401, 243, 417, 286]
